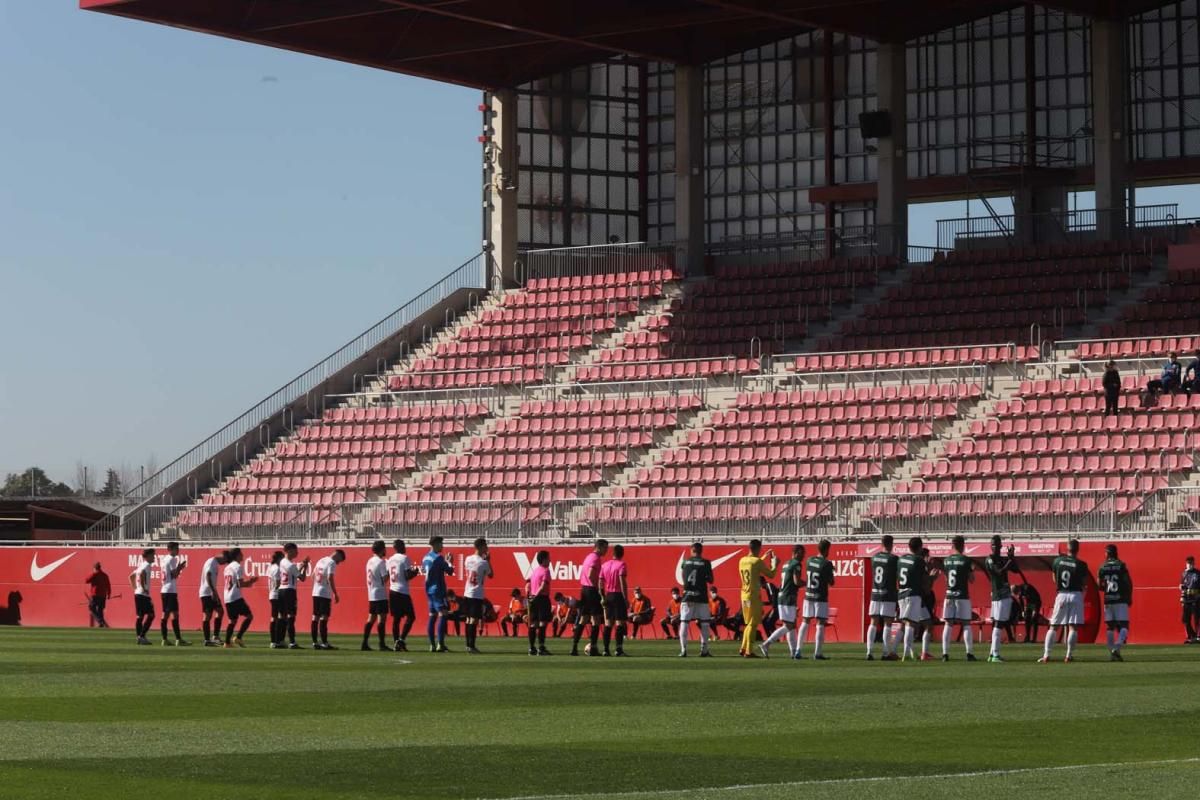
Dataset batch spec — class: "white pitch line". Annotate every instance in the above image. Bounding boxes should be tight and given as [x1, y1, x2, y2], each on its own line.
[484, 757, 1200, 800]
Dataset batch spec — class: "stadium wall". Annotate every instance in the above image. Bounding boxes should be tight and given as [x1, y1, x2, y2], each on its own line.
[0, 541, 1192, 644]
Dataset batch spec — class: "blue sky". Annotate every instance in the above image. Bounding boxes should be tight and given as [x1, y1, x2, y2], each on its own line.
[0, 3, 480, 484]
[3, 4, 1198, 488]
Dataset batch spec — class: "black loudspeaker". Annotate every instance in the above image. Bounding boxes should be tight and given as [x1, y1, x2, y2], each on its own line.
[859, 110, 891, 139]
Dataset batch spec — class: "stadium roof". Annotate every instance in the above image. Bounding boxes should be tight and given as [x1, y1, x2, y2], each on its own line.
[81, 0, 1175, 90]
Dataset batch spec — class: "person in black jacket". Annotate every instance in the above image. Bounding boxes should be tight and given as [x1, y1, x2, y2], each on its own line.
[1102, 360, 1121, 416]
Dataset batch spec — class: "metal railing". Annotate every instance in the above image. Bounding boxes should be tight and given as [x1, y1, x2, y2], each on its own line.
[750, 362, 993, 395]
[1055, 333, 1200, 360]
[772, 344, 1026, 372]
[82, 252, 487, 540]
[517, 242, 677, 284]
[936, 205, 1180, 251]
[707, 224, 904, 264]
[906, 245, 944, 263]
[70, 486, 1200, 546]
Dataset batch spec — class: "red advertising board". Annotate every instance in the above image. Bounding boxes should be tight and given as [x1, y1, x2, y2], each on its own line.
[0, 539, 1191, 644]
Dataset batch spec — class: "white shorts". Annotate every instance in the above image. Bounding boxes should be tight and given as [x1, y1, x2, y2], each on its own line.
[899, 596, 929, 623]
[777, 604, 797, 624]
[868, 600, 898, 618]
[1050, 591, 1084, 626]
[680, 601, 711, 622]
[990, 598, 1013, 624]
[942, 598, 973, 622]
[801, 600, 828, 620]
[1104, 603, 1129, 624]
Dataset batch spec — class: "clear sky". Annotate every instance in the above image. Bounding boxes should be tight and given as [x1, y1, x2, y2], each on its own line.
[0, 2, 481, 485]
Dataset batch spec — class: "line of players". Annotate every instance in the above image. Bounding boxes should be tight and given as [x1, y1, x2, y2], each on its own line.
[127, 534, 1133, 660]
[858, 534, 1134, 663]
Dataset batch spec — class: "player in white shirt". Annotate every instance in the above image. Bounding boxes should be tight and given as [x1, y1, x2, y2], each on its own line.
[311, 549, 346, 650]
[199, 550, 229, 646]
[362, 540, 392, 652]
[158, 541, 190, 647]
[276, 543, 310, 650]
[129, 548, 156, 645]
[222, 547, 259, 648]
[462, 537, 494, 654]
[267, 551, 285, 649]
[387, 539, 419, 652]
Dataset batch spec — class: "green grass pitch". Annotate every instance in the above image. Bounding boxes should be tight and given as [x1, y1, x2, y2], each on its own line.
[1, 627, 1198, 799]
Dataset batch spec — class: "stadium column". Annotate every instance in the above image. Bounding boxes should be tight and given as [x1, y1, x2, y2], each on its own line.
[675, 63, 706, 278]
[875, 40, 907, 261]
[1091, 16, 1130, 240]
[487, 89, 519, 289]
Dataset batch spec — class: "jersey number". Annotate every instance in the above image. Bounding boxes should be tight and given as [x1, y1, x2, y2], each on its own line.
[807, 572, 821, 590]
[898, 566, 909, 587]
[946, 571, 958, 589]
[1058, 569, 1071, 589]
[1104, 576, 1120, 593]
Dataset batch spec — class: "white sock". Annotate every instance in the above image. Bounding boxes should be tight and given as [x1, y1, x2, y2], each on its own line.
[866, 622, 878, 657]
[797, 622, 810, 656]
[941, 625, 952, 656]
[699, 622, 710, 650]
[990, 627, 1002, 657]
[903, 624, 915, 657]
[921, 628, 931, 656]
[679, 623, 688, 652]
[814, 623, 826, 656]
[1117, 628, 1128, 649]
[785, 627, 797, 656]
[1043, 628, 1057, 658]
[963, 626, 974, 655]
[765, 625, 789, 648]
[1066, 629, 1078, 658]
[886, 624, 898, 655]
[1106, 629, 1115, 649]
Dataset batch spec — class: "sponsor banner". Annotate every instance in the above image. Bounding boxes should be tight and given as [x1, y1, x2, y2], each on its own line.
[0, 540, 1193, 643]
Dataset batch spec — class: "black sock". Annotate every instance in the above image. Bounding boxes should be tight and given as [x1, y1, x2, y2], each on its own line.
[135, 619, 142, 638]
[528, 626, 537, 650]
[172, 618, 181, 640]
[589, 623, 600, 650]
[363, 621, 374, 647]
[287, 619, 296, 643]
[616, 625, 626, 651]
[603, 625, 612, 652]
[160, 618, 168, 639]
[225, 622, 235, 644]
[466, 622, 477, 648]
[214, 613, 223, 638]
[320, 619, 329, 644]
[377, 619, 387, 647]
[392, 617, 401, 642]
[238, 617, 252, 639]
[538, 627, 547, 648]
[572, 624, 584, 649]
[311, 619, 320, 644]
[202, 618, 211, 641]
[401, 616, 414, 641]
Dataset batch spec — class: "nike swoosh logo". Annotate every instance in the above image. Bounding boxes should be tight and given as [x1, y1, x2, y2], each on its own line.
[675, 549, 741, 585]
[30, 552, 75, 582]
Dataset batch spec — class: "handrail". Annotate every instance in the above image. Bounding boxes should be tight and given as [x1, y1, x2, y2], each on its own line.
[83, 251, 486, 537]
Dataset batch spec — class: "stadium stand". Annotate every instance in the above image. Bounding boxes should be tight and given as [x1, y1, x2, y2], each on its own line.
[817, 241, 1159, 361]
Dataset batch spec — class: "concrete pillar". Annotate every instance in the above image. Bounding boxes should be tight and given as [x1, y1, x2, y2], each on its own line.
[875, 41, 908, 260]
[1014, 184, 1069, 244]
[486, 89, 519, 289]
[1092, 17, 1129, 240]
[675, 64, 706, 277]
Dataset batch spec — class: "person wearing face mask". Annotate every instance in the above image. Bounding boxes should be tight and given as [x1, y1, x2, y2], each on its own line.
[1180, 556, 1200, 643]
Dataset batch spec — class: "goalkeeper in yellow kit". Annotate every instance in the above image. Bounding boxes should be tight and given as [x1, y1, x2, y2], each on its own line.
[738, 539, 778, 658]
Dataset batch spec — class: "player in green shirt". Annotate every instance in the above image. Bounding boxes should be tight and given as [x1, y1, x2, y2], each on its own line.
[796, 539, 836, 660]
[678, 541, 716, 658]
[1097, 543, 1133, 662]
[983, 535, 1024, 662]
[1040, 539, 1089, 663]
[761, 544, 804, 659]
[940, 535, 977, 662]
[866, 535, 900, 661]
[897, 536, 929, 661]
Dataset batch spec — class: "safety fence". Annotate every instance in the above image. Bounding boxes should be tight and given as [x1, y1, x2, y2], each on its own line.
[83, 487, 1200, 545]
